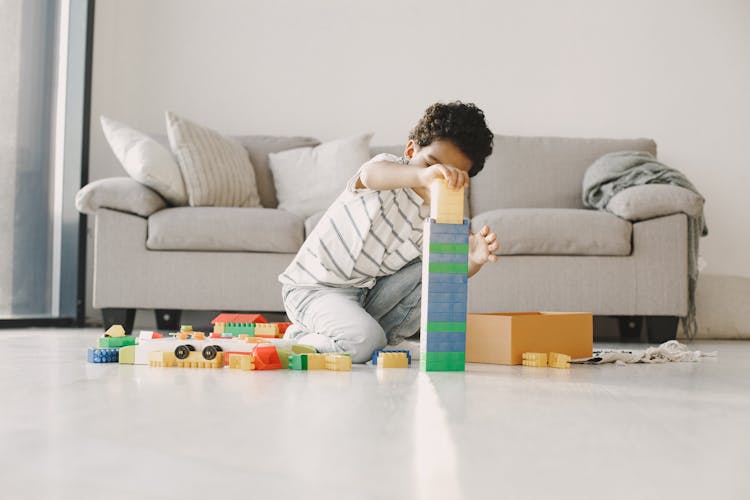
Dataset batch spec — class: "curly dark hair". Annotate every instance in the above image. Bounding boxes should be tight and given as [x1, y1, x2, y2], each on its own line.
[409, 101, 493, 177]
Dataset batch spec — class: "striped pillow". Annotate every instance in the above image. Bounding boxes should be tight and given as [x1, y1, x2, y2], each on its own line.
[165, 111, 261, 207]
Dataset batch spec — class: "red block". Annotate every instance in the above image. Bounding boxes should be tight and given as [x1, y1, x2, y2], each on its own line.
[252, 345, 282, 370]
[277, 322, 292, 335]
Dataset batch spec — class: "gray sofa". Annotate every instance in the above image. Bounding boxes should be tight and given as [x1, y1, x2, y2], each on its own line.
[77, 134, 688, 341]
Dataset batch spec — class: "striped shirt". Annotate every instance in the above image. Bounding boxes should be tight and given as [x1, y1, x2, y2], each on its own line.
[279, 153, 429, 289]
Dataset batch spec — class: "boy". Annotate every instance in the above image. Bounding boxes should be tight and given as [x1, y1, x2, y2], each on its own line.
[279, 102, 498, 363]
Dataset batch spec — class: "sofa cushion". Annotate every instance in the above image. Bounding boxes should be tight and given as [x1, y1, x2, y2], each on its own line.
[76, 177, 167, 217]
[305, 210, 326, 237]
[471, 208, 632, 256]
[165, 112, 261, 208]
[470, 135, 657, 215]
[147, 207, 304, 253]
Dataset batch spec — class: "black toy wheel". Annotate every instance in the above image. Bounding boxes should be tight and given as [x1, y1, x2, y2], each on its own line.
[202, 345, 219, 360]
[174, 345, 191, 360]
[186, 344, 196, 351]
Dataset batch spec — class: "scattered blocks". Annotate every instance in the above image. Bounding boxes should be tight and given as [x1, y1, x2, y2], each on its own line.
[98, 336, 136, 349]
[118, 345, 136, 364]
[288, 353, 326, 370]
[228, 353, 255, 371]
[372, 349, 412, 366]
[548, 352, 571, 369]
[148, 351, 177, 367]
[325, 353, 352, 371]
[104, 325, 125, 337]
[377, 352, 409, 368]
[276, 347, 293, 369]
[522, 352, 548, 367]
[87, 348, 119, 363]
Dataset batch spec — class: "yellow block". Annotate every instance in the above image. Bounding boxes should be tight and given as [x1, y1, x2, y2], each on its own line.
[430, 179, 464, 224]
[148, 351, 176, 367]
[306, 353, 327, 370]
[548, 352, 571, 369]
[175, 351, 223, 369]
[118, 345, 136, 364]
[254, 323, 280, 338]
[378, 352, 409, 368]
[325, 354, 352, 371]
[105, 325, 125, 337]
[521, 352, 548, 367]
[228, 353, 255, 371]
[213, 322, 225, 334]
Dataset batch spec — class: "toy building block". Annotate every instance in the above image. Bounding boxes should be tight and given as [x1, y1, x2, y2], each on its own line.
[377, 352, 409, 368]
[228, 353, 255, 371]
[291, 344, 317, 354]
[118, 345, 136, 364]
[174, 350, 223, 368]
[522, 352, 548, 367]
[104, 325, 126, 337]
[277, 322, 292, 335]
[224, 322, 255, 336]
[325, 353, 352, 371]
[430, 179, 465, 224]
[180, 325, 193, 332]
[148, 351, 177, 367]
[212, 313, 268, 334]
[276, 347, 293, 369]
[371, 349, 412, 366]
[548, 352, 571, 369]
[288, 353, 327, 370]
[87, 348, 119, 363]
[98, 336, 137, 349]
[419, 352, 465, 371]
[252, 345, 282, 370]
[254, 323, 280, 338]
[288, 353, 308, 370]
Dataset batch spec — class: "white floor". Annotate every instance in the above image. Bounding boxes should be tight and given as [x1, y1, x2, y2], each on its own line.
[1, 329, 749, 500]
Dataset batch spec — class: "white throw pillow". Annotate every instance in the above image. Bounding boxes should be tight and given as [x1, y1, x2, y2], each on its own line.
[100, 116, 187, 206]
[165, 111, 261, 207]
[269, 133, 373, 218]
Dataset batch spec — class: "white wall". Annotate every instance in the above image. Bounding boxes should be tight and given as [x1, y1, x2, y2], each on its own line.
[88, 0, 750, 334]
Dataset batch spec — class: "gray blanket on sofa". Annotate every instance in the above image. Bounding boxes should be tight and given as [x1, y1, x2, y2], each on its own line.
[582, 151, 707, 339]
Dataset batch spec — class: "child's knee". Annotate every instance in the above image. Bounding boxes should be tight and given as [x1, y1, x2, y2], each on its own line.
[334, 323, 386, 363]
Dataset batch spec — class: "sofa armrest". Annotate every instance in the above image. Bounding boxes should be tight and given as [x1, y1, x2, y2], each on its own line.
[75, 177, 167, 217]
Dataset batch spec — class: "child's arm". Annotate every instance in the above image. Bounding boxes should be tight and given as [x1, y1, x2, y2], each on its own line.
[357, 159, 468, 191]
[468, 225, 499, 277]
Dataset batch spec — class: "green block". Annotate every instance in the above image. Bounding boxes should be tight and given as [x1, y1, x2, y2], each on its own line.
[224, 322, 255, 336]
[118, 345, 136, 364]
[98, 336, 136, 348]
[288, 354, 308, 370]
[428, 263, 469, 274]
[420, 352, 465, 371]
[276, 347, 293, 369]
[425, 321, 466, 332]
[429, 243, 469, 254]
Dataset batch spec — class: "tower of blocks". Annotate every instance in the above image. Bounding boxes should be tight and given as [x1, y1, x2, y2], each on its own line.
[420, 179, 469, 371]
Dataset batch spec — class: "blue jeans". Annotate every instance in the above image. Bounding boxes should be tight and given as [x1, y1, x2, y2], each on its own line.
[282, 259, 422, 363]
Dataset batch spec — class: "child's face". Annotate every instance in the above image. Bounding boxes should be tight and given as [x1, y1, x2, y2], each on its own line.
[404, 139, 472, 173]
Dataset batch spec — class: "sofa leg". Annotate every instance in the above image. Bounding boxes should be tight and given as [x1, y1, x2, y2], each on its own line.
[155, 309, 182, 332]
[617, 316, 644, 342]
[646, 316, 679, 344]
[102, 308, 135, 335]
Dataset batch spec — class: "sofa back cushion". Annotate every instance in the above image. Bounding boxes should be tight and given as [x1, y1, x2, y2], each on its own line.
[470, 135, 657, 215]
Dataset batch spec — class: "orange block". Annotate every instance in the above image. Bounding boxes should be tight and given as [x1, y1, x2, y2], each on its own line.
[466, 312, 592, 365]
[252, 345, 282, 370]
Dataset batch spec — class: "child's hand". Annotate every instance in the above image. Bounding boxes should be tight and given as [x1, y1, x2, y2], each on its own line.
[469, 225, 500, 267]
[418, 164, 469, 191]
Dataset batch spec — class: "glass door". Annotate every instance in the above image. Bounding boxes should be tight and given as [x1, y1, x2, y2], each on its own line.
[0, 0, 92, 325]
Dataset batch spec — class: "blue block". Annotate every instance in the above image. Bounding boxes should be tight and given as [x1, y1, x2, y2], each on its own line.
[427, 311, 468, 323]
[424, 332, 466, 352]
[428, 233, 470, 244]
[427, 282, 469, 294]
[427, 252, 468, 264]
[428, 291, 468, 303]
[371, 349, 412, 366]
[426, 272, 468, 284]
[87, 348, 119, 363]
[427, 301, 467, 314]
[428, 219, 470, 234]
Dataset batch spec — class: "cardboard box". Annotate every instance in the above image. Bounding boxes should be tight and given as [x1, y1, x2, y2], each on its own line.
[466, 312, 593, 365]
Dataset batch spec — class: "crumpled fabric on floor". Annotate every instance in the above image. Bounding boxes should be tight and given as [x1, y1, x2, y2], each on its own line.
[572, 340, 717, 365]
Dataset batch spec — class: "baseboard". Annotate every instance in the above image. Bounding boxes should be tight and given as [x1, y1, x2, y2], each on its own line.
[685, 273, 750, 340]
